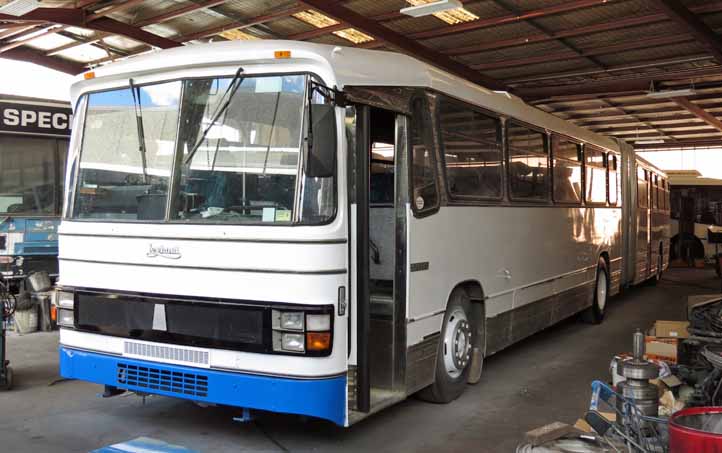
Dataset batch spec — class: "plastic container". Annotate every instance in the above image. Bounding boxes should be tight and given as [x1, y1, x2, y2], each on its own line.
[14, 307, 38, 334]
[669, 406, 722, 453]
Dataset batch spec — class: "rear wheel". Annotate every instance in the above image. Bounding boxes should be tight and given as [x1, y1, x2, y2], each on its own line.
[1, 366, 13, 391]
[418, 289, 473, 403]
[582, 258, 609, 324]
[649, 249, 663, 285]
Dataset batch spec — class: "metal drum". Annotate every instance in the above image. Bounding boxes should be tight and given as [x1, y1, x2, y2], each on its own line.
[669, 407, 722, 453]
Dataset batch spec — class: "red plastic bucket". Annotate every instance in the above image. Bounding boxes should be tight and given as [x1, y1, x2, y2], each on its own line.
[669, 406, 722, 453]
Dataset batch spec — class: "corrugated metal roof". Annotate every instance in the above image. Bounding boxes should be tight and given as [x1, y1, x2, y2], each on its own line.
[2, 0, 722, 148]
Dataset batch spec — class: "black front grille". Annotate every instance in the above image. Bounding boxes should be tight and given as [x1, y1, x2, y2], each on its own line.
[117, 362, 208, 397]
[75, 291, 268, 353]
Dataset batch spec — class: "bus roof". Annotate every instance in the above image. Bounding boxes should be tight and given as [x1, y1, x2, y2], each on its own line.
[73, 40, 620, 152]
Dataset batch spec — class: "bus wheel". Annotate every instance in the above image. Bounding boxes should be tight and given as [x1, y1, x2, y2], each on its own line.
[651, 249, 663, 285]
[582, 258, 608, 325]
[418, 289, 473, 403]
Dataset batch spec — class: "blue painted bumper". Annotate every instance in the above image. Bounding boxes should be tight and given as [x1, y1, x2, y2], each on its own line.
[59, 346, 347, 426]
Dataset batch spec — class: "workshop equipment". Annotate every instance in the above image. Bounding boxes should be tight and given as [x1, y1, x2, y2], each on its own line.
[0, 274, 15, 390]
[617, 330, 660, 417]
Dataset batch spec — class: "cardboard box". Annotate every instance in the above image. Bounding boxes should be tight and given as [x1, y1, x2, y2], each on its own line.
[645, 336, 678, 364]
[654, 320, 689, 339]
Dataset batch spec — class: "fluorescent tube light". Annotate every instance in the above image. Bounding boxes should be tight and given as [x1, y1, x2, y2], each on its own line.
[634, 139, 665, 145]
[401, 0, 463, 18]
[646, 88, 697, 99]
[0, 0, 41, 16]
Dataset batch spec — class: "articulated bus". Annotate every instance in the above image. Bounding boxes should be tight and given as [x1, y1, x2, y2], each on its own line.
[56, 41, 669, 426]
[0, 96, 71, 293]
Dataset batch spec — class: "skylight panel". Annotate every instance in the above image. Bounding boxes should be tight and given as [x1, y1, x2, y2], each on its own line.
[292, 10, 339, 28]
[218, 29, 259, 41]
[332, 28, 374, 44]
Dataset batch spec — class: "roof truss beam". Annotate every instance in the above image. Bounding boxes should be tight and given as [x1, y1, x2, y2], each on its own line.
[671, 97, 722, 134]
[0, 8, 181, 49]
[654, 0, 722, 65]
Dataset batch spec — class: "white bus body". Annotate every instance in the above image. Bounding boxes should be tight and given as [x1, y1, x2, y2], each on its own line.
[56, 41, 669, 426]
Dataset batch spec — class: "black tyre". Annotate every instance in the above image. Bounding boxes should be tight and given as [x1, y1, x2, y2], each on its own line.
[582, 258, 609, 324]
[418, 289, 473, 403]
[649, 248, 664, 286]
[1, 366, 13, 391]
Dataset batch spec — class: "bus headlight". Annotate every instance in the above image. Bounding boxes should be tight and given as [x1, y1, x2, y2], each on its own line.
[271, 308, 333, 355]
[57, 308, 74, 327]
[281, 333, 305, 352]
[56, 290, 75, 309]
[280, 312, 304, 331]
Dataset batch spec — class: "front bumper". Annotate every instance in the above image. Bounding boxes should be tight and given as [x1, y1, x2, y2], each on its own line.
[59, 346, 347, 426]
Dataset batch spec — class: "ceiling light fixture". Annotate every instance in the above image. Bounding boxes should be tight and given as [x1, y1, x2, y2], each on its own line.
[401, 0, 463, 18]
[634, 139, 665, 145]
[646, 88, 697, 99]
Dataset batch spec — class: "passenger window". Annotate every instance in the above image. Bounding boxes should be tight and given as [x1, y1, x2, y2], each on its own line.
[438, 98, 502, 200]
[585, 146, 607, 204]
[551, 135, 582, 204]
[508, 122, 548, 201]
[410, 97, 438, 214]
[608, 154, 619, 206]
[653, 174, 659, 209]
[638, 167, 648, 208]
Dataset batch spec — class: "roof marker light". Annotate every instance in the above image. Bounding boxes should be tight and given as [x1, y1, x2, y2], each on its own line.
[84, 71, 96, 80]
[274, 50, 291, 59]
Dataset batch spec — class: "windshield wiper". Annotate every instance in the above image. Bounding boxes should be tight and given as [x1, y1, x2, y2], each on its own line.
[185, 67, 245, 165]
[129, 78, 149, 184]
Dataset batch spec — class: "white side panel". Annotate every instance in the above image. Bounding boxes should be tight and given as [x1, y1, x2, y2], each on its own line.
[406, 205, 622, 346]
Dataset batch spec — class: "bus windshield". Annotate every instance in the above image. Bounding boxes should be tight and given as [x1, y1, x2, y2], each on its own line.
[72, 73, 336, 224]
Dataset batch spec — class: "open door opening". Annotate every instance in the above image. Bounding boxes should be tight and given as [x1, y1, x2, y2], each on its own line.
[353, 105, 408, 417]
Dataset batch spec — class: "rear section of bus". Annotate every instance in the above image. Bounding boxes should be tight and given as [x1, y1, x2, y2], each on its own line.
[56, 43, 351, 425]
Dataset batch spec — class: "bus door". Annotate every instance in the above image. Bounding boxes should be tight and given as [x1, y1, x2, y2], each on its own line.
[349, 104, 408, 414]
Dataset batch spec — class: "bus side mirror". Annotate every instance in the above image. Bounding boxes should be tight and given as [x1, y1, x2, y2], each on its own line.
[305, 104, 336, 178]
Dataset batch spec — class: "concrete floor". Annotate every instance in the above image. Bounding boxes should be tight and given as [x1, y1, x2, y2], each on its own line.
[2, 268, 721, 453]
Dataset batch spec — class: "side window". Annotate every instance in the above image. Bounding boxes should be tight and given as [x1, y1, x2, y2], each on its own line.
[410, 97, 438, 215]
[651, 174, 660, 209]
[508, 122, 549, 201]
[585, 145, 607, 204]
[438, 97, 502, 200]
[551, 134, 582, 204]
[637, 167, 648, 208]
[608, 154, 619, 206]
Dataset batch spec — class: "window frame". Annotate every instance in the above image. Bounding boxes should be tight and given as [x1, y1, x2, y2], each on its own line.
[582, 144, 608, 207]
[409, 93, 441, 217]
[435, 95, 504, 204]
[505, 119, 551, 203]
[69, 71, 339, 226]
[607, 152, 620, 207]
[550, 133, 583, 206]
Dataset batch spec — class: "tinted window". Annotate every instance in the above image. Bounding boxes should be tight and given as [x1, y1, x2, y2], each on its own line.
[608, 154, 619, 206]
[638, 167, 648, 208]
[585, 146, 606, 204]
[508, 122, 548, 200]
[438, 98, 502, 199]
[74, 82, 181, 220]
[410, 97, 438, 214]
[551, 135, 581, 204]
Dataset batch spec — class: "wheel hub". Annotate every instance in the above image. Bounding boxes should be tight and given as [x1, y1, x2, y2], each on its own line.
[444, 309, 472, 378]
